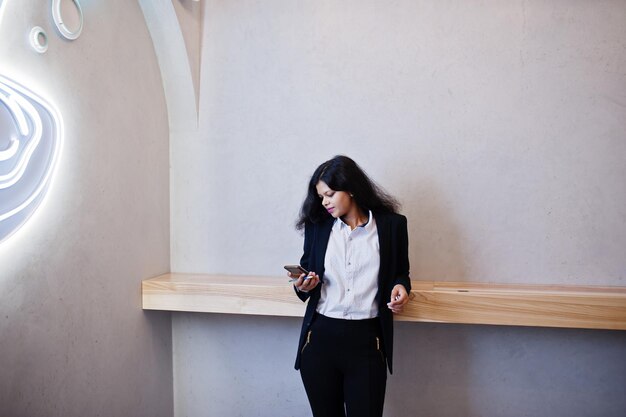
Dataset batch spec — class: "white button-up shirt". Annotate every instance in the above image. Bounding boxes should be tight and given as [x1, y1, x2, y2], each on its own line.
[316, 211, 381, 319]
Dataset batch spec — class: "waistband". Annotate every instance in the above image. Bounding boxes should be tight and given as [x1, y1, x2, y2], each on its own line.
[313, 313, 379, 329]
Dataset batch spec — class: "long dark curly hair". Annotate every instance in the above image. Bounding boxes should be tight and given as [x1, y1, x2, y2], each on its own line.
[296, 155, 400, 230]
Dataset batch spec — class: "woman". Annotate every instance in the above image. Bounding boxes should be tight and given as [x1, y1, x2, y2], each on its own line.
[288, 155, 411, 417]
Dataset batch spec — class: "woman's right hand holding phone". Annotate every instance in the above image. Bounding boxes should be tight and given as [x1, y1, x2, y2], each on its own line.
[288, 271, 320, 293]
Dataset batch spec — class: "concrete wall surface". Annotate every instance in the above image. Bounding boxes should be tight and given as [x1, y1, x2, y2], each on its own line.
[0, 1, 172, 416]
[171, 1, 626, 416]
[174, 314, 626, 417]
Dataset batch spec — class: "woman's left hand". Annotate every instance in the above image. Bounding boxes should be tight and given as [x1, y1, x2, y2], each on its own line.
[387, 284, 410, 314]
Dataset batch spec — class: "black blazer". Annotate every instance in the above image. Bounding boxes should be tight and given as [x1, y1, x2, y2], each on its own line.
[294, 211, 411, 374]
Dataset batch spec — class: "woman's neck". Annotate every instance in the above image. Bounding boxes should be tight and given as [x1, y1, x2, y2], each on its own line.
[341, 208, 368, 230]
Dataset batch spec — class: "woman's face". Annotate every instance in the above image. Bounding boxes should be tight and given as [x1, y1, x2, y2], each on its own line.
[316, 180, 354, 219]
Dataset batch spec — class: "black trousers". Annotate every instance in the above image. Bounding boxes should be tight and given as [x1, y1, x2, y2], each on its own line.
[299, 314, 387, 417]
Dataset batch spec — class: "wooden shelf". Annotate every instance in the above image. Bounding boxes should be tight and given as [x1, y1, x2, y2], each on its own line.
[142, 273, 626, 331]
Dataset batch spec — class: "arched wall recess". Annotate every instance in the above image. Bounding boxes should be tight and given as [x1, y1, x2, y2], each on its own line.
[52, 0, 83, 40]
[0, 75, 63, 243]
[138, 0, 198, 130]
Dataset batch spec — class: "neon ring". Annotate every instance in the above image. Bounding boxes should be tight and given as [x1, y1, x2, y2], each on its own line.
[29, 27, 49, 53]
[52, 0, 83, 40]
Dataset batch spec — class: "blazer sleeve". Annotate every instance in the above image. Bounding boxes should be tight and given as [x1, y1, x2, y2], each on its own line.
[393, 215, 411, 293]
[299, 221, 313, 272]
[294, 221, 314, 302]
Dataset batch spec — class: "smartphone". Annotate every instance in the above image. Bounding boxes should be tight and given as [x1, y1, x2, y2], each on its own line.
[284, 265, 310, 282]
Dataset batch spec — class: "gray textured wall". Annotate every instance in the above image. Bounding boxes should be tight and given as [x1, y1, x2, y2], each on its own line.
[171, 1, 626, 416]
[174, 314, 626, 417]
[0, 1, 172, 416]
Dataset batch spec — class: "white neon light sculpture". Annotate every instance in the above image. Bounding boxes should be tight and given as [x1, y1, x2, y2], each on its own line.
[0, 75, 63, 243]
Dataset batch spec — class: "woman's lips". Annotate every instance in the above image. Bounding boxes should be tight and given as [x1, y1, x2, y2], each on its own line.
[327, 207, 334, 214]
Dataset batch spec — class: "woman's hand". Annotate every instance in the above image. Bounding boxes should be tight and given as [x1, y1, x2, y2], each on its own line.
[288, 271, 321, 293]
[387, 284, 410, 314]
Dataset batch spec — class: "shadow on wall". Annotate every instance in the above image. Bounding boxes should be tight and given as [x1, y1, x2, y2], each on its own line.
[400, 180, 468, 282]
[386, 323, 472, 417]
[388, 179, 471, 415]
[387, 323, 626, 417]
